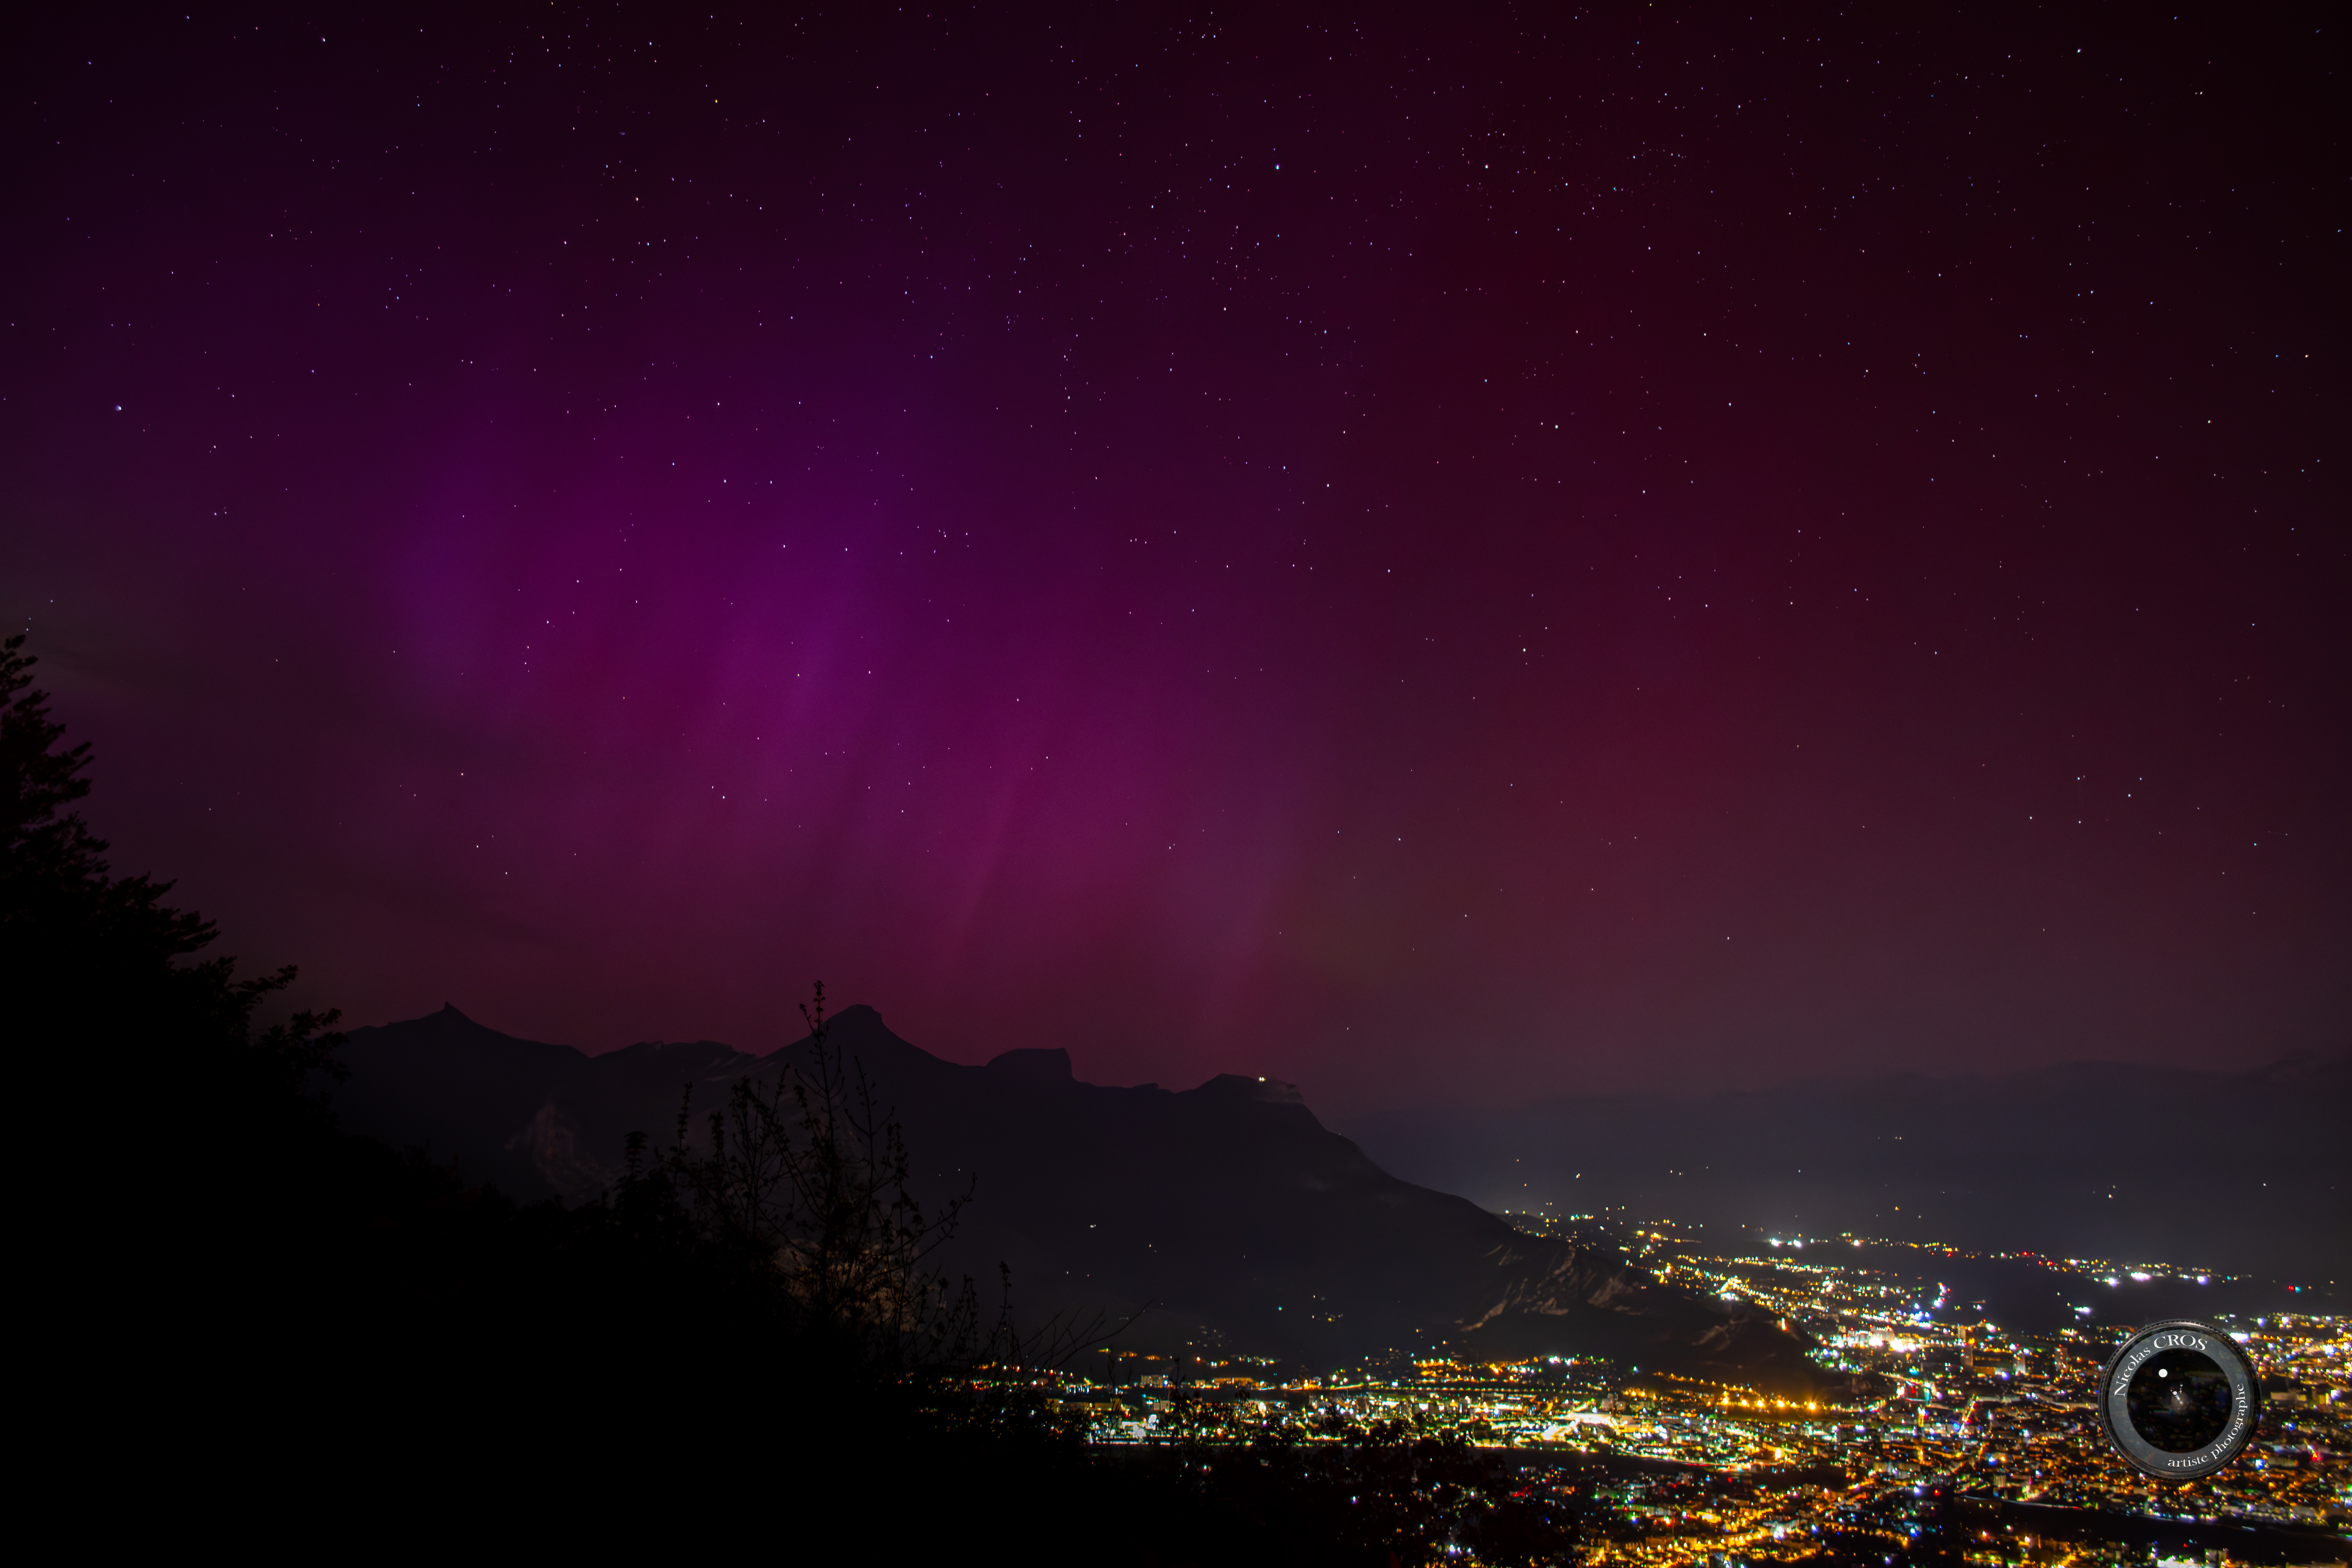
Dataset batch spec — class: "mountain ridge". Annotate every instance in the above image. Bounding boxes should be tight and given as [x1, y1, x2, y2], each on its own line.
[1344, 1053, 2352, 1280]
[336, 1004, 1857, 1393]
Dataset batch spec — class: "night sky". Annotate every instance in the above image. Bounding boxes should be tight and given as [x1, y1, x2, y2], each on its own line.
[5, 5, 2342, 1117]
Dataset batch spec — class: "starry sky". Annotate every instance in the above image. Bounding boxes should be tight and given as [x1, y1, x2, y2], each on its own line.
[4, 4, 2342, 1115]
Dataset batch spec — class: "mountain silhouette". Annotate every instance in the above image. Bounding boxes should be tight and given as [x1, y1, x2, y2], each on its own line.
[337, 1004, 1857, 1393]
[1347, 1054, 2352, 1284]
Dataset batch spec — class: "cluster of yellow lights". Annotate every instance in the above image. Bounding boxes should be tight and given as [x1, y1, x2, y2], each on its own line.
[1714, 1393, 1823, 1411]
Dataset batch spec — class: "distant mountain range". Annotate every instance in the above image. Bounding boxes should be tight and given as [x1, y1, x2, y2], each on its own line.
[335, 1004, 1862, 1394]
[1343, 1055, 2351, 1285]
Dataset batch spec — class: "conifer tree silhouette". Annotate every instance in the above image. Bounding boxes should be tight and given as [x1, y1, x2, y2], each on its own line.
[5, 632, 1575, 1565]
[1, 632, 342, 1095]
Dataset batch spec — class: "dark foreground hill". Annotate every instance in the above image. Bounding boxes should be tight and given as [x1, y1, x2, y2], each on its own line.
[339, 1003, 1857, 1394]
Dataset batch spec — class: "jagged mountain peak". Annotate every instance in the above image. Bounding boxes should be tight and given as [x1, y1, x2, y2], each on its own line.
[331, 1002, 1854, 1392]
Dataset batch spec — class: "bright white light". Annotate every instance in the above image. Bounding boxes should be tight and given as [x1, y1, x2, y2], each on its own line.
[2130, 1271, 2151, 1281]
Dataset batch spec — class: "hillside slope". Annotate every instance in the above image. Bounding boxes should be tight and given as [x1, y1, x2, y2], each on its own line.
[337, 1004, 1851, 1391]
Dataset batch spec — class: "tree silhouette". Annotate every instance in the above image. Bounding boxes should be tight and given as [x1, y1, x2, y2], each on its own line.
[632, 980, 1004, 1374]
[7, 631, 1574, 1564]
[2, 632, 342, 1099]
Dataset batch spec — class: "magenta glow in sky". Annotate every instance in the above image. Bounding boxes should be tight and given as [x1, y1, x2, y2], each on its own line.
[4, 4, 2342, 1114]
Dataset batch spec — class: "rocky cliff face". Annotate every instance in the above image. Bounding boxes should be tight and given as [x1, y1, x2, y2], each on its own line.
[336, 1003, 1862, 1393]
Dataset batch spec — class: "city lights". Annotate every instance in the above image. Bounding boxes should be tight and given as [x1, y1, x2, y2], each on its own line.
[1042, 1230, 2348, 1564]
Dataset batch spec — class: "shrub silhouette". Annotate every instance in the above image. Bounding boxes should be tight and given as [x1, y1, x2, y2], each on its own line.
[7, 632, 1573, 1564]
[628, 981, 1009, 1374]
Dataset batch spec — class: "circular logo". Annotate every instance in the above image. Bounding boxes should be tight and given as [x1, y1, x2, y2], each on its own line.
[2096, 1319, 2262, 1481]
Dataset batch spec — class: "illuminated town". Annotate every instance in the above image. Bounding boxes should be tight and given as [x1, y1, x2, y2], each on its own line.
[1051, 1227, 2349, 1565]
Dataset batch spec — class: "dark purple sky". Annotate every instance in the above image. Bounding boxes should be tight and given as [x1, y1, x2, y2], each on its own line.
[5, 4, 2342, 1116]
